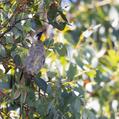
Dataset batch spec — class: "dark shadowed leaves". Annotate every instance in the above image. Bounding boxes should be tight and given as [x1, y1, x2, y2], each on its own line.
[0, 44, 6, 58]
[34, 77, 47, 93]
[47, 2, 68, 30]
[13, 54, 22, 66]
[67, 63, 77, 80]
[53, 43, 67, 56]
[44, 38, 54, 48]
[82, 109, 96, 119]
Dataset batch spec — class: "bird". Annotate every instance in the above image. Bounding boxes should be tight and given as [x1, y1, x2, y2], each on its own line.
[24, 30, 45, 75]
[13, 30, 46, 101]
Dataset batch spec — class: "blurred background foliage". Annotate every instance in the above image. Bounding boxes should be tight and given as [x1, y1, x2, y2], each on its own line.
[0, 0, 119, 119]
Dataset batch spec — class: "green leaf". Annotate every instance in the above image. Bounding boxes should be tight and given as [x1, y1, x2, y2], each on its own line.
[0, 44, 6, 58]
[47, 71, 57, 79]
[25, 88, 36, 106]
[54, 43, 67, 56]
[34, 78, 47, 93]
[11, 47, 28, 63]
[59, 10, 68, 23]
[32, 15, 42, 29]
[0, 75, 10, 89]
[71, 98, 81, 119]
[0, 69, 5, 79]
[82, 109, 96, 119]
[47, 4, 68, 30]
[75, 55, 84, 68]
[52, 21, 66, 31]
[98, 116, 108, 119]
[13, 54, 22, 66]
[23, 21, 31, 32]
[86, 69, 96, 78]
[44, 38, 54, 48]
[67, 63, 77, 81]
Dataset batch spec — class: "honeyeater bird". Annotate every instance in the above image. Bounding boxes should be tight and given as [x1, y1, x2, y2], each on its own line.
[24, 31, 45, 75]
[13, 30, 45, 101]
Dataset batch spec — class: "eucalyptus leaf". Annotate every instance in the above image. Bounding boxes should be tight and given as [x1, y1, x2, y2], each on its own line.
[34, 77, 47, 93]
[54, 43, 67, 56]
[67, 63, 77, 80]
[82, 109, 96, 119]
[0, 44, 6, 58]
[0, 69, 5, 79]
[13, 54, 22, 66]
[44, 38, 54, 48]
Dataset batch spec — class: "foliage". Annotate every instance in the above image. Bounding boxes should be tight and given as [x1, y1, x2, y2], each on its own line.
[0, 0, 119, 119]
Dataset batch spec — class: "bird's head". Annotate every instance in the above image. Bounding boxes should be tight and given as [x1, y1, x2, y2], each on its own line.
[36, 29, 46, 41]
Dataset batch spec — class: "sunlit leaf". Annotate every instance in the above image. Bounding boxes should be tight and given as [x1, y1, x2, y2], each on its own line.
[86, 69, 96, 78]
[0, 69, 5, 79]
